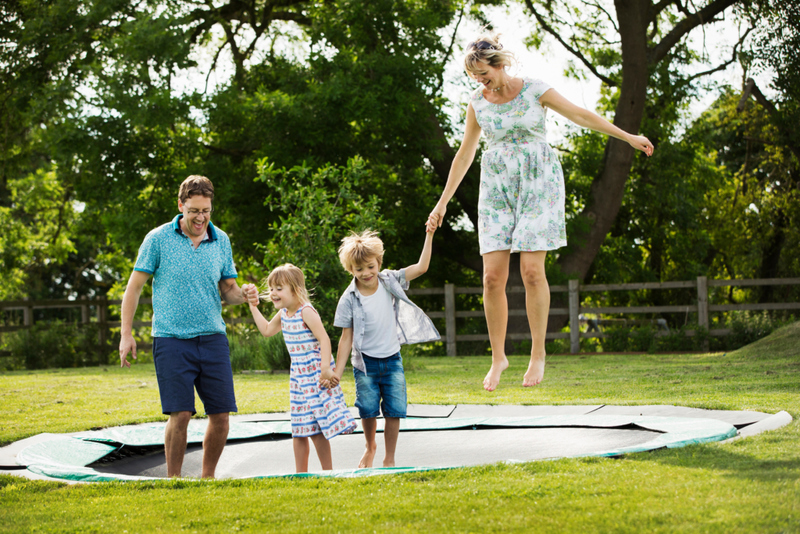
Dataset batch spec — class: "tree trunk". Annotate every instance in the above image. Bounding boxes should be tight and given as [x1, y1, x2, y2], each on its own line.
[547, 0, 650, 330]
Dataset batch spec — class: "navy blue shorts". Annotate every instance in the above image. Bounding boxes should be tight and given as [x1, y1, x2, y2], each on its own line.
[353, 352, 407, 419]
[152, 334, 237, 415]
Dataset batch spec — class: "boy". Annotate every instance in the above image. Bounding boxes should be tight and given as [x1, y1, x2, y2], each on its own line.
[330, 229, 439, 468]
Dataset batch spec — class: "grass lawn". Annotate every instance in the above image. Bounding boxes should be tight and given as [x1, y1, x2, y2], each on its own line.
[1, 322, 798, 533]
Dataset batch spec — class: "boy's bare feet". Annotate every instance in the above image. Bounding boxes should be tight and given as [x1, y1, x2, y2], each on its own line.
[523, 352, 545, 386]
[358, 444, 377, 468]
[483, 356, 509, 391]
[383, 456, 395, 468]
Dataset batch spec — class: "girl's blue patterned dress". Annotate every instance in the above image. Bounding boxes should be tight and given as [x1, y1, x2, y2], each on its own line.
[282, 303, 357, 438]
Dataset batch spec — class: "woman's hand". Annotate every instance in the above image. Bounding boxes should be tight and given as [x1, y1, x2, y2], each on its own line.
[628, 134, 654, 157]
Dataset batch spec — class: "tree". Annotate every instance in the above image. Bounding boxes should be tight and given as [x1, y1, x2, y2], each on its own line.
[516, 0, 758, 283]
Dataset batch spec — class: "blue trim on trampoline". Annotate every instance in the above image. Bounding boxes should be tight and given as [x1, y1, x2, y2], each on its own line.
[17, 415, 737, 482]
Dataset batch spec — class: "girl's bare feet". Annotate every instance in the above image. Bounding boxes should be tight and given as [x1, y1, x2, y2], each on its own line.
[483, 356, 509, 391]
[523, 352, 545, 386]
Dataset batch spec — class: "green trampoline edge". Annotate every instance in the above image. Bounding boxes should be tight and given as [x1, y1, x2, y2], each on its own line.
[16, 415, 739, 482]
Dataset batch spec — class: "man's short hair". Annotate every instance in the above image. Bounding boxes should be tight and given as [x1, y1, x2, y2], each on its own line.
[338, 230, 385, 273]
[179, 175, 215, 203]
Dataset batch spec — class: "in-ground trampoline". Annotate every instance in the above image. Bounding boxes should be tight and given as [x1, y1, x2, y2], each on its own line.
[0, 404, 791, 482]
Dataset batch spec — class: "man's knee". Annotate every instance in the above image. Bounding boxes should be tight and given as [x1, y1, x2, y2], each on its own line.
[208, 412, 230, 433]
[169, 411, 193, 428]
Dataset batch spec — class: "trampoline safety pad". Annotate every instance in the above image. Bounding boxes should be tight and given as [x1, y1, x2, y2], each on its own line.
[2, 404, 791, 482]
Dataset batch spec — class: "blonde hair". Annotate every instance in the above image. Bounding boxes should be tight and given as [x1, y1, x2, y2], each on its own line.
[338, 230, 385, 273]
[463, 33, 517, 75]
[263, 263, 311, 305]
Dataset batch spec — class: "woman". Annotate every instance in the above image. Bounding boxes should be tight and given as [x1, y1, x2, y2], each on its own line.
[427, 34, 653, 391]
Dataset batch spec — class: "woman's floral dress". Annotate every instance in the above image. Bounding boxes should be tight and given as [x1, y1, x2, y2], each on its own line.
[471, 77, 567, 254]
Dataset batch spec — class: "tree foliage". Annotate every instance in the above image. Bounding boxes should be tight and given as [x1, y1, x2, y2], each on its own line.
[253, 155, 395, 333]
[1, 0, 797, 331]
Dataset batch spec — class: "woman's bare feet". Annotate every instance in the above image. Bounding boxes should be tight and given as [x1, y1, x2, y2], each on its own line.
[483, 356, 509, 391]
[523, 352, 545, 386]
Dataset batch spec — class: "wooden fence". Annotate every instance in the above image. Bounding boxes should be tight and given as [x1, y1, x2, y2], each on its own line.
[1, 277, 798, 359]
[406, 276, 800, 355]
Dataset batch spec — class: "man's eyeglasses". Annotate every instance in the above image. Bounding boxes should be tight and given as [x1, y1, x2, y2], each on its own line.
[467, 41, 502, 51]
[186, 208, 213, 216]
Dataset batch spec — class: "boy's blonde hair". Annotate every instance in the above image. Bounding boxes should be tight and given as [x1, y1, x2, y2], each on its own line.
[263, 263, 311, 304]
[338, 230, 385, 273]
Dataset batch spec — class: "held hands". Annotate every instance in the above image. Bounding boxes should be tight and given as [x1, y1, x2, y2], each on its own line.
[426, 203, 446, 232]
[241, 283, 260, 306]
[319, 367, 339, 389]
[629, 134, 655, 157]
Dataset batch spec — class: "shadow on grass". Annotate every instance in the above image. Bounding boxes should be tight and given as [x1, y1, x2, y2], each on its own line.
[622, 425, 800, 483]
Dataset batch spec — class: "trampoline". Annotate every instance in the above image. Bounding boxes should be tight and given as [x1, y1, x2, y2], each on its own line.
[0, 404, 791, 482]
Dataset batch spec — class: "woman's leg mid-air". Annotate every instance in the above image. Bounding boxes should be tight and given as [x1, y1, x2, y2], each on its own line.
[482, 250, 511, 391]
[520, 251, 549, 386]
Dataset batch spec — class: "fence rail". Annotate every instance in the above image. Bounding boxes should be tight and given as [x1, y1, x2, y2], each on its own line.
[1, 277, 799, 358]
[405, 276, 800, 355]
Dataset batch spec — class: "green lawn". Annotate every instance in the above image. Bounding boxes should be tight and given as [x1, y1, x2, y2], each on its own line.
[1, 322, 798, 533]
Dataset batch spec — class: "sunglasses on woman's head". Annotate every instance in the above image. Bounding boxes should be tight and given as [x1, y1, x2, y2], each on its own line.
[468, 41, 502, 51]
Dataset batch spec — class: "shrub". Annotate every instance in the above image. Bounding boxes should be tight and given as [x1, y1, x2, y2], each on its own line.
[229, 332, 291, 372]
[5, 321, 110, 370]
[603, 326, 631, 352]
[629, 326, 657, 352]
[545, 338, 570, 355]
[726, 311, 788, 349]
[654, 325, 709, 352]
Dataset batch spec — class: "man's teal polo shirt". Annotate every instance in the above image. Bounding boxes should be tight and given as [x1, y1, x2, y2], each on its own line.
[134, 215, 237, 338]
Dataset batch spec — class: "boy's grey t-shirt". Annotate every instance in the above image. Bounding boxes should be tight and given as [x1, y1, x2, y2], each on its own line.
[334, 268, 440, 373]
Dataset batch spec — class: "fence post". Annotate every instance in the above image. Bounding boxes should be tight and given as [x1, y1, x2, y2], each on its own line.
[697, 276, 709, 351]
[444, 283, 456, 357]
[569, 279, 580, 354]
[97, 296, 109, 363]
[80, 297, 90, 325]
[23, 298, 33, 328]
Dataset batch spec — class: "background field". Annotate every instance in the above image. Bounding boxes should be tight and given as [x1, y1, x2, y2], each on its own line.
[0, 322, 798, 533]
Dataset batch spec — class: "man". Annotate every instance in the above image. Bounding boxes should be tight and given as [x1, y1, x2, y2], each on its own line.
[119, 175, 258, 478]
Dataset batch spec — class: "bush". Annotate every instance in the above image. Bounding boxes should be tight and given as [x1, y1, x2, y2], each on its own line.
[603, 326, 631, 352]
[4, 321, 110, 370]
[229, 332, 291, 372]
[653, 325, 709, 352]
[545, 338, 570, 355]
[726, 311, 789, 349]
[255, 157, 394, 340]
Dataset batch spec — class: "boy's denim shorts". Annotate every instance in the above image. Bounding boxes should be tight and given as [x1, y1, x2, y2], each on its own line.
[353, 352, 407, 419]
[152, 334, 237, 416]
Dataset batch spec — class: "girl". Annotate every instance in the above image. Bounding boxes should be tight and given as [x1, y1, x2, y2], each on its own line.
[247, 263, 356, 473]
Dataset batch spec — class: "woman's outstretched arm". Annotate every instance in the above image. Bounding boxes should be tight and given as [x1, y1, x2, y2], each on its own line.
[539, 89, 654, 156]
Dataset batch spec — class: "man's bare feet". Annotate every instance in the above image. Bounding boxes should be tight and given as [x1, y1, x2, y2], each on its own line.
[358, 444, 377, 468]
[523, 352, 545, 386]
[483, 356, 509, 391]
[383, 457, 395, 468]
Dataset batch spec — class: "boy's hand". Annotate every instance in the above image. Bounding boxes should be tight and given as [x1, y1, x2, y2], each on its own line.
[319, 368, 336, 388]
